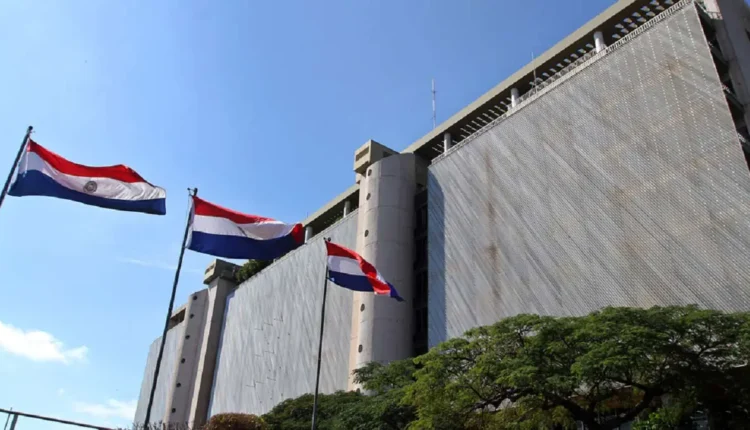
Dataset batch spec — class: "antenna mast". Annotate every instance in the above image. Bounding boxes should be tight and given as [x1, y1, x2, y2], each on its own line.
[432, 78, 436, 129]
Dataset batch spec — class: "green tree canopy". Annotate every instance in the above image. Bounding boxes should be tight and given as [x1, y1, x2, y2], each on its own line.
[261, 362, 416, 430]
[262, 391, 365, 430]
[260, 306, 750, 429]
[406, 306, 750, 429]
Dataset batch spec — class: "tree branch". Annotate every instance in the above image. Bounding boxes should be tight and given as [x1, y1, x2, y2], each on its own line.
[543, 391, 601, 429]
[602, 389, 662, 429]
[608, 377, 652, 392]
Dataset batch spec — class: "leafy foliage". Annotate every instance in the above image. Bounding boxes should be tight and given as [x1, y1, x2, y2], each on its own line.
[235, 259, 272, 283]
[261, 391, 365, 429]
[406, 306, 750, 429]
[337, 360, 418, 429]
[259, 306, 750, 429]
[204, 413, 268, 430]
[261, 362, 416, 430]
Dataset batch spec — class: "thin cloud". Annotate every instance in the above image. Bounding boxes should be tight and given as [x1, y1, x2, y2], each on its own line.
[117, 257, 177, 271]
[74, 399, 136, 421]
[58, 388, 66, 397]
[117, 258, 202, 274]
[0, 321, 88, 364]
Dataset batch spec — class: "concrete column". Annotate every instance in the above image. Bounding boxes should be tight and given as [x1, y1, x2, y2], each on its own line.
[594, 31, 606, 53]
[304, 225, 314, 242]
[348, 153, 416, 389]
[183, 260, 237, 428]
[164, 289, 209, 425]
[343, 200, 352, 216]
[510, 88, 520, 107]
[443, 132, 453, 153]
[133, 260, 239, 426]
[187, 260, 238, 428]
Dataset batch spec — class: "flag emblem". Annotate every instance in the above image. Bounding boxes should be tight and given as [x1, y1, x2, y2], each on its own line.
[84, 181, 97, 193]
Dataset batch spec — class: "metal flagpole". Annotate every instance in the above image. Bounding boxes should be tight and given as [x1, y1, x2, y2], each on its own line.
[310, 238, 331, 430]
[144, 187, 197, 427]
[3, 408, 12, 430]
[0, 126, 33, 212]
[0, 408, 113, 430]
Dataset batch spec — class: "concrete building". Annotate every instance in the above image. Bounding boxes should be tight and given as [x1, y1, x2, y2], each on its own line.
[134, 0, 750, 426]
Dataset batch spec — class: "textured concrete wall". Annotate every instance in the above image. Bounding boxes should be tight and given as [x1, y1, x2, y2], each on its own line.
[428, 4, 750, 346]
[349, 154, 416, 389]
[134, 321, 185, 424]
[208, 211, 358, 416]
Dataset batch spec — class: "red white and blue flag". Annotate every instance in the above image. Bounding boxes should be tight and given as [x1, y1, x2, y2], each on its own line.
[187, 196, 304, 260]
[325, 241, 403, 301]
[9, 140, 166, 215]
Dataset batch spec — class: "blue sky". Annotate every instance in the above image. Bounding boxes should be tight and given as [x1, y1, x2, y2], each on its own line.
[0, 0, 612, 428]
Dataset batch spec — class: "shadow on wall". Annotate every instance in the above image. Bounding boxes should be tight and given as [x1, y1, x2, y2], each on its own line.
[206, 289, 235, 417]
[427, 170, 446, 347]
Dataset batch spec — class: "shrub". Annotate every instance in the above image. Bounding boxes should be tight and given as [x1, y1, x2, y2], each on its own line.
[235, 259, 272, 283]
[204, 413, 268, 430]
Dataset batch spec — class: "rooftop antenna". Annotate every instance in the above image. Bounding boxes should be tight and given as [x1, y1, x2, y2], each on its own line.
[432, 78, 436, 129]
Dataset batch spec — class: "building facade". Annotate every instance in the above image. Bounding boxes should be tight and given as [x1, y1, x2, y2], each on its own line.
[134, 0, 750, 425]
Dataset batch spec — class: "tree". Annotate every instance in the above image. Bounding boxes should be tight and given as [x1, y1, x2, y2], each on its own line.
[262, 391, 365, 430]
[258, 306, 749, 429]
[261, 362, 416, 430]
[406, 314, 578, 430]
[406, 306, 750, 429]
[335, 360, 418, 429]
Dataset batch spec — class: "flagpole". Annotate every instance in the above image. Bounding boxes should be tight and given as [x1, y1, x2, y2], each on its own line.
[0, 126, 33, 212]
[144, 187, 197, 427]
[310, 238, 331, 430]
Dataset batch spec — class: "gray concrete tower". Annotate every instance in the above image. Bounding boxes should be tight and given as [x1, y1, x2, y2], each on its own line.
[349, 142, 416, 388]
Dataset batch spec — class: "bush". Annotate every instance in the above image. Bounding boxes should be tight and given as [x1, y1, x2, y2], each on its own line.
[235, 259, 272, 283]
[204, 413, 268, 430]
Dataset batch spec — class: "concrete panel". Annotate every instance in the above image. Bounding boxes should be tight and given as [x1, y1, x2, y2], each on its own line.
[207, 211, 358, 417]
[134, 321, 185, 424]
[428, 4, 750, 346]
